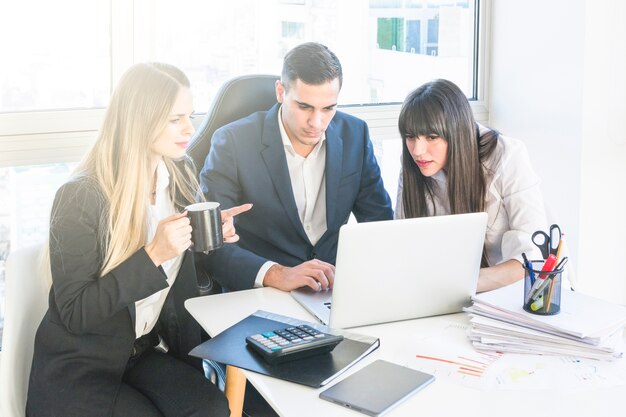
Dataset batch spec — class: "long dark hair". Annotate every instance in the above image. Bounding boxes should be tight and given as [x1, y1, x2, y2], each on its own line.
[398, 79, 499, 266]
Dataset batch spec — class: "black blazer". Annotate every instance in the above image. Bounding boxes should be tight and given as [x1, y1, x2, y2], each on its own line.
[27, 171, 204, 417]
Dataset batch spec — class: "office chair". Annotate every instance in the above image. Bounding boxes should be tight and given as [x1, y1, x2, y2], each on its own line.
[187, 74, 280, 171]
[186, 74, 279, 296]
[0, 243, 48, 417]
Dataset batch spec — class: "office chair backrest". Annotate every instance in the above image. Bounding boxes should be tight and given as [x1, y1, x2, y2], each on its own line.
[0, 243, 48, 417]
[187, 74, 280, 170]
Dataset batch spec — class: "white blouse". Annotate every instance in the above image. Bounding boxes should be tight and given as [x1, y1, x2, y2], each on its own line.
[134, 160, 184, 338]
[396, 133, 547, 267]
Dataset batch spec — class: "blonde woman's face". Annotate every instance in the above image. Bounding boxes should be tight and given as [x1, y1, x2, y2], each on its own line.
[151, 86, 195, 160]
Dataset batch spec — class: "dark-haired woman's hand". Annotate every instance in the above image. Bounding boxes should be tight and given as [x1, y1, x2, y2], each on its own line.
[145, 212, 192, 266]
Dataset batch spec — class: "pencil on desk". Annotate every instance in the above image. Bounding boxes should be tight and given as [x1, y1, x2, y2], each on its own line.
[555, 237, 564, 263]
[545, 276, 557, 313]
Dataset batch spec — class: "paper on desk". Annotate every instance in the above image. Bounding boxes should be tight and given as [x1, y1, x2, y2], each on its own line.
[471, 281, 626, 339]
[466, 304, 600, 345]
[397, 316, 626, 391]
[487, 354, 626, 391]
[473, 341, 619, 361]
[398, 317, 504, 390]
[468, 314, 623, 357]
[469, 315, 619, 351]
[408, 319, 626, 389]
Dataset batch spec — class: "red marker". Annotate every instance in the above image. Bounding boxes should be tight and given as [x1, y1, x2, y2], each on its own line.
[527, 254, 557, 302]
[537, 254, 557, 280]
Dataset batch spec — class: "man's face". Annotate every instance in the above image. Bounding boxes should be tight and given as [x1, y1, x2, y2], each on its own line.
[276, 78, 340, 156]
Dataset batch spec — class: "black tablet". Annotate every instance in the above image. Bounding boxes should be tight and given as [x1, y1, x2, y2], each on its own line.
[319, 360, 435, 416]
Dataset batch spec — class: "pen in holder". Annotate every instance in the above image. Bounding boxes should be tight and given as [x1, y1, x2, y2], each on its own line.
[523, 259, 564, 315]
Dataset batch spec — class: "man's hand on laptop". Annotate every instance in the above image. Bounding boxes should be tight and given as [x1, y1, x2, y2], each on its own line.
[263, 260, 335, 292]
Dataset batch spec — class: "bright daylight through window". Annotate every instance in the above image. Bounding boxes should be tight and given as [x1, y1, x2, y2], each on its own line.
[137, 0, 477, 108]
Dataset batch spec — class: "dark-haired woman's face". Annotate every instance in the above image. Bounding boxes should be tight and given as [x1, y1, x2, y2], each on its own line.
[405, 134, 448, 177]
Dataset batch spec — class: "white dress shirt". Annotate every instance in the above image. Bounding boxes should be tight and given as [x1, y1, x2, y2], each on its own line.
[396, 132, 547, 266]
[134, 160, 183, 338]
[254, 107, 328, 287]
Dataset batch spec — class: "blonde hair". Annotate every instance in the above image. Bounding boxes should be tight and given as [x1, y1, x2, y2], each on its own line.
[45, 63, 200, 283]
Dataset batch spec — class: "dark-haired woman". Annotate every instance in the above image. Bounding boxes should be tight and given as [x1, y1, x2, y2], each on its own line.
[396, 79, 547, 292]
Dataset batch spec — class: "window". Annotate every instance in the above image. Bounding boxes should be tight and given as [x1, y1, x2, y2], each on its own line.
[368, 2, 476, 102]
[406, 20, 421, 53]
[134, 0, 479, 107]
[427, 17, 440, 55]
[377, 18, 405, 51]
[0, 0, 110, 113]
[370, 0, 403, 7]
[282, 21, 306, 39]
[1, 0, 480, 116]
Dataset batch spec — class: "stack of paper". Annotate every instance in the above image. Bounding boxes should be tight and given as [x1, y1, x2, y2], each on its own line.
[464, 281, 626, 361]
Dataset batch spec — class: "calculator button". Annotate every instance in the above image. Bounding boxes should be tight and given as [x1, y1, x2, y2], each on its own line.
[262, 331, 276, 338]
[299, 325, 318, 333]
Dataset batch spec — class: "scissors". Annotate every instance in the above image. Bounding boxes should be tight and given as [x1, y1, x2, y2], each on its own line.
[532, 224, 562, 259]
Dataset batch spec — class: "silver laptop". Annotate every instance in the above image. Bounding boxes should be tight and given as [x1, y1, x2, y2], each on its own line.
[291, 212, 487, 329]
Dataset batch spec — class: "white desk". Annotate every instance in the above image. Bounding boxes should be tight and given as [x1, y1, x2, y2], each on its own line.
[186, 288, 626, 417]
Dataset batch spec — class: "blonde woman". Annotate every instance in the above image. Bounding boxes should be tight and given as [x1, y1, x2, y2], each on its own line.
[26, 63, 249, 417]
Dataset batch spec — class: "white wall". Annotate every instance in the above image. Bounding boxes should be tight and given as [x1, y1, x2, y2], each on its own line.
[489, 0, 626, 304]
[577, 0, 626, 303]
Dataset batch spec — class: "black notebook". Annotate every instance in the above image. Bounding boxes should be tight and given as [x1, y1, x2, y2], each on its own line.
[189, 310, 380, 387]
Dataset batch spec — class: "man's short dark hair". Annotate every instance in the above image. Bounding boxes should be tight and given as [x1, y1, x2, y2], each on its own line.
[281, 42, 343, 91]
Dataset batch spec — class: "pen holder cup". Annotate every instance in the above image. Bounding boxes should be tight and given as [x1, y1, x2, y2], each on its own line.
[523, 260, 563, 315]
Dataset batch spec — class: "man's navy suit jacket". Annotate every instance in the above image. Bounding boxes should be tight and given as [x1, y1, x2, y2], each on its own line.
[200, 103, 393, 291]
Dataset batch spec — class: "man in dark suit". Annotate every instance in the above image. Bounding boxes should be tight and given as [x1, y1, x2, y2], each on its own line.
[200, 42, 393, 292]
